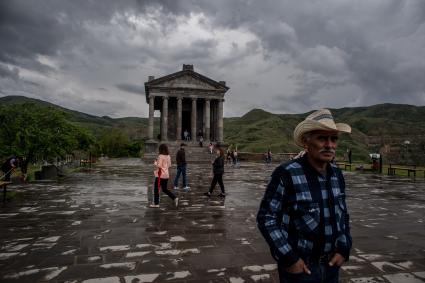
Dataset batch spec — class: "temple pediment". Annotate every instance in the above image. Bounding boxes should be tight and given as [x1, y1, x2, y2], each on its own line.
[152, 74, 219, 90]
[145, 65, 229, 94]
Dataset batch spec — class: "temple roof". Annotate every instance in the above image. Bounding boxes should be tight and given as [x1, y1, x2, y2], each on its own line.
[145, 65, 229, 101]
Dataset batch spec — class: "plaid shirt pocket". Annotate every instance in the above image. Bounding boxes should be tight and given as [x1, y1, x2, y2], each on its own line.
[335, 196, 347, 232]
[293, 202, 321, 234]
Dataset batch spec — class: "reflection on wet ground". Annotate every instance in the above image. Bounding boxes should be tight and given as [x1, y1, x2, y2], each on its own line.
[0, 158, 424, 282]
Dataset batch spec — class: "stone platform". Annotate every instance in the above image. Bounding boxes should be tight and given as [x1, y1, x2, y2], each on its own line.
[0, 158, 424, 282]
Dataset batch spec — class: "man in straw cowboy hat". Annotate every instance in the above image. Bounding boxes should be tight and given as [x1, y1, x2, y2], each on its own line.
[257, 109, 352, 283]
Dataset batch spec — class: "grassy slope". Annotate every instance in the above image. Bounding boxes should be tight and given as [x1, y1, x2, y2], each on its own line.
[2, 96, 424, 161]
[0, 96, 148, 140]
[224, 105, 425, 161]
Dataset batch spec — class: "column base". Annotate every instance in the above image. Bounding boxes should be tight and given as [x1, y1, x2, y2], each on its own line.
[144, 140, 159, 154]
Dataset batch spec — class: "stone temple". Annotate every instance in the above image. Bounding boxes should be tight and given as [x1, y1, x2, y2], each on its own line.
[144, 64, 229, 151]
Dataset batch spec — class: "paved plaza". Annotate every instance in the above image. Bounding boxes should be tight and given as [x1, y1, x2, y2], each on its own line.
[0, 158, 424, 283]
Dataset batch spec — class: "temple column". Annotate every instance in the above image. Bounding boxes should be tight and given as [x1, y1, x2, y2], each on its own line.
[218, 99, 224, 142]
[148, 95, 155, 140]
[191, 98, 197, 140]
[204, 99, 210, 141]
[177, 97, 182, 140]
[161, 96, 168, 141]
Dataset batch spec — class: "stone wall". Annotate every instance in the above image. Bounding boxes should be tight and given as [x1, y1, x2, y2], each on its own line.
[238, 152, 298, 163]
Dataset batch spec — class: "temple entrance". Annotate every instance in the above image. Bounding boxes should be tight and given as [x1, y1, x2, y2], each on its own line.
[182, 111, 191, 140]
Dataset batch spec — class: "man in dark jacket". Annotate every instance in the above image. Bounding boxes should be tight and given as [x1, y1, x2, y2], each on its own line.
[173, 143, 190, 191]
[257, 109, 352, 283]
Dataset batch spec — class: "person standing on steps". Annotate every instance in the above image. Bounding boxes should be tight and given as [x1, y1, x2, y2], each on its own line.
[150, 144, 179, 208]
[173, 143, 190, 192]
[184, 129, 190, 141]
[204, 146, 226, 198]
[257, 109, 352, 283]
[209, 143, 214, 154]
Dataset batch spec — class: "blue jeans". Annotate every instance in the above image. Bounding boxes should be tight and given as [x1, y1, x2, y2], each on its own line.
[173, 164, 187, 187]
[278, 260, 340, 283]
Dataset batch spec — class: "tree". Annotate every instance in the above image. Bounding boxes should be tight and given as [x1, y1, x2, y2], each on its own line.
[0, 103, 95, 173]
[99, 128, 131, 157]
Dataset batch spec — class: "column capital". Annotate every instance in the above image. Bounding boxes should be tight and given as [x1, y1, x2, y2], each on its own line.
[191, 97, 197, 101]
[162, 96, 169, 100]
[176, 96, 183, 100]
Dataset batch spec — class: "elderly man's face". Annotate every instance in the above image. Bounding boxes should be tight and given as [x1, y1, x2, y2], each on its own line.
[304, 130, 339, 163]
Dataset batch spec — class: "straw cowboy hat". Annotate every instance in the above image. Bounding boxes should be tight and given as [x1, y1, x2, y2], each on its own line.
[293, 109, 351, 147]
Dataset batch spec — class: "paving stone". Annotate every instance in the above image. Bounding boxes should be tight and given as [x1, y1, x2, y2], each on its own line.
[383, 273, 425, 283]
[0, 158, 424, 282]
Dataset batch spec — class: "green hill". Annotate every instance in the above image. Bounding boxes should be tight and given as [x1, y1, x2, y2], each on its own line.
[0, 96, 148, 140]
[2, 95, 424, 163]
[224, 104, 425, 162]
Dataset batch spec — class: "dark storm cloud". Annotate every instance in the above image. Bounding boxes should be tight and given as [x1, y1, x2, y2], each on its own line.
[0, 0, 424, 117]
[163, 0, 425, 110]
[0, 64, 19, 80]
[116, 83, 145, 95]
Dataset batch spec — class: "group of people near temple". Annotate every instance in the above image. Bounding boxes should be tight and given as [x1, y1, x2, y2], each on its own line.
[149, 141, 226, 208]
[150, 108, 352, 283]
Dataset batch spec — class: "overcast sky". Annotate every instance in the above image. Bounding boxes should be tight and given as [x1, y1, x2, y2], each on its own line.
[1, 0, 424, 118]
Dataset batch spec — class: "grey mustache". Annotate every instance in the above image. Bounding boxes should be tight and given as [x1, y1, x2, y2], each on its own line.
[319, 149, 336, 154]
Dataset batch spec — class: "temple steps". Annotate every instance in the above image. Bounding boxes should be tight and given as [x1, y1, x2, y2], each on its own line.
[143, 141, 216, 164]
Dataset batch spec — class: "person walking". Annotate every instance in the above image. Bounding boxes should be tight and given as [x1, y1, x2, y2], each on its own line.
[150, 144, 179, 208]
[233, 149, 239, 166]
[226, 149, 232, 164]
[173, 143, 190, 192]
[347, 148, 352, 164]
[1, 156, 19, 181]
[257, 109, 352, 283]
[204, 146, 226, 198]
[266, 148, 272, 164]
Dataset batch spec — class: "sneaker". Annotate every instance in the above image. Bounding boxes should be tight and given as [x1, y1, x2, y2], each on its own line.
[204, 192, 211, 197]
[149, 204, 160, 208]
[174, 198, 179, 207]
[173, 186, 178, 190]
[183, 186, 190, 191]
[218, 193, 226, 198]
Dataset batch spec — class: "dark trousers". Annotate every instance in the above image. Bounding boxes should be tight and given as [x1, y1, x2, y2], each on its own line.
[173, 165, 187, 187]
[278, 261, 340, 283]
[154, 178, 176, 205]
[209, 173, 225, 194]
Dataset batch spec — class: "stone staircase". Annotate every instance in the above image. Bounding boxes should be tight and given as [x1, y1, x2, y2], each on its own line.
[143, 141, 216, 164]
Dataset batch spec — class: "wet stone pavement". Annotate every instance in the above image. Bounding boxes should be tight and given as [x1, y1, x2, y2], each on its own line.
[0, 158, 425, 283]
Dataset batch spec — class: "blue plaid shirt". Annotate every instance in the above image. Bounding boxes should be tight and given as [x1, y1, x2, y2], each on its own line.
[257, 154, 352, 267]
